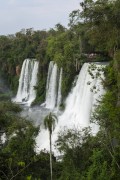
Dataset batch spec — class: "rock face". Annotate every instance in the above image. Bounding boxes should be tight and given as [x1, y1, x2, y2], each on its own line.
[16, 65, 21, 76]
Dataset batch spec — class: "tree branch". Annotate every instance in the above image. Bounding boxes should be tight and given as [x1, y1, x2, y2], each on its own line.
[10, 161, 32, 180]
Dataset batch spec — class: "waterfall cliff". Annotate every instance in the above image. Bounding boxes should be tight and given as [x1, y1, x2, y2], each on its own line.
[15, 59, 39, 106]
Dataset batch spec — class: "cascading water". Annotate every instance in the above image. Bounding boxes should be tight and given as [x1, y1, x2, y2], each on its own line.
[15, 59, 39, 106]
[56, 68, 63, 109]
[36, 62, 106, 153]
[28, 61, 39, 105]
[46, 61, 54, 97]
[45, 61, 62, 110]
[45, 61, 58, 109]
[57, 63, 105, 132]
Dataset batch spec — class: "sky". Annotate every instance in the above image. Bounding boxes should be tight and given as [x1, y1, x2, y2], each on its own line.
[0, 0, 81, 35]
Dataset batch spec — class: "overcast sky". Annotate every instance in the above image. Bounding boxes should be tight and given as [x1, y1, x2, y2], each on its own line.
[0, 0, 81, 35]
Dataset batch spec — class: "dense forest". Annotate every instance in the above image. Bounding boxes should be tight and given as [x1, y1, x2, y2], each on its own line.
[0, 0, 120, 179]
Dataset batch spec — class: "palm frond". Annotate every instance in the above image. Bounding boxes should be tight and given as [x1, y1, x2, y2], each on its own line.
[44, 112, 58, 134]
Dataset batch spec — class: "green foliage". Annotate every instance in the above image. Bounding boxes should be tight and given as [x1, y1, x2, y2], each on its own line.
[56, 128, 92, 179]
[26, 175, 32, 180]
[0, 93, 11, 101]
[79, 0, 120, 53]
[0, 101, 61, 179]
[0, 101, 22, 113]
[114, 50, 120, 106]
[32, 76, 47, 105]
[0, 101, 39, 179]
[0, 29, 48, 96]
[86, 150, 109, 180]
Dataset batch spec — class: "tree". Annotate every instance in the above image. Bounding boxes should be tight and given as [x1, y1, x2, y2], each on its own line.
[44, 112, 58, 180]
[79, 0, 120, 55]
[0, 101, 40, 179]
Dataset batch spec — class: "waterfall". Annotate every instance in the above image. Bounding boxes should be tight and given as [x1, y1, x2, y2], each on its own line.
[46, 61, 54, 95]
[15, 59, 39, 105]
[56, 68, 63, 109]
[45, 61, 62, 110]
[58, 63, 105, 131]
[36, 62, 106, 153]
[28, 60, 39, 105]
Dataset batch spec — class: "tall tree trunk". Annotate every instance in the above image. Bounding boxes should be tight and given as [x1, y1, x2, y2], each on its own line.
[49, 132, 52, 180]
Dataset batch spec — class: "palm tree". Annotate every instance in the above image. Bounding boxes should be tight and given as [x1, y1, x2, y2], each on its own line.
[44, 112, 58, 180]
